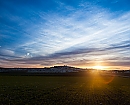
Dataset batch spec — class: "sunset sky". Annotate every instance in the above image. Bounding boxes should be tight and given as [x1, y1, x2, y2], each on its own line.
[0, 0, 130, 69]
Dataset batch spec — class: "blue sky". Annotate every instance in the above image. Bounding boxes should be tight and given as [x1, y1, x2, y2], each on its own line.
[0, 0, 130, 69]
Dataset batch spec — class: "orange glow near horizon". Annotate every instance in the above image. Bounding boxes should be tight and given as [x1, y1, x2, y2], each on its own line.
[73, 65, 130, 70]
[93, 66, 107, 70]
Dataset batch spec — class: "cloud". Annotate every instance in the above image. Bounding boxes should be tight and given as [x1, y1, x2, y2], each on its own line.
[0, 49, 14, 56]
[0, 1, 130, 68]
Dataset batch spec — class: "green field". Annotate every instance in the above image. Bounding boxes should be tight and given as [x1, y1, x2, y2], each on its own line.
[0, 72, 130, 105]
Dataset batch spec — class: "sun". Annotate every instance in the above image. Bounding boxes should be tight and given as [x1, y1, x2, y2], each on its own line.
[93, 66, 104, 70]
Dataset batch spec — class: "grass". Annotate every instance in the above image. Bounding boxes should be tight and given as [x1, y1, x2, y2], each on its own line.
[0, 72, 130, 105]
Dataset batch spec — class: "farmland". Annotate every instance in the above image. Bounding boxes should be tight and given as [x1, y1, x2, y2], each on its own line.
[0, 71, 130, 105]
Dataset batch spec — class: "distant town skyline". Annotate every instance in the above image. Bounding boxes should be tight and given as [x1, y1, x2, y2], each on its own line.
[0, 0, 130, 70]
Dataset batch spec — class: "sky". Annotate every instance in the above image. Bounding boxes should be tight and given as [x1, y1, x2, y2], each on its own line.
[0, 0, 130, 69]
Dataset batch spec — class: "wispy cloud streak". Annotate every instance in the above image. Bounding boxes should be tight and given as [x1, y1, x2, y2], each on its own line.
[0, 1, 130, 69]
